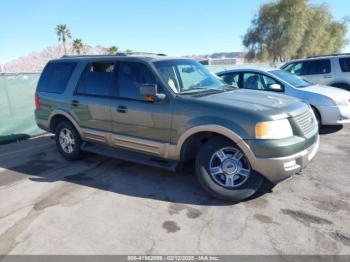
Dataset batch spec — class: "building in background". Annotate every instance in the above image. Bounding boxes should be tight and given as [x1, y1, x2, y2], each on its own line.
[208, 57, 245, 65]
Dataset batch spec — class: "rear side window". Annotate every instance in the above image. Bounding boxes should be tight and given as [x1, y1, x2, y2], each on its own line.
[37, 62, 76, 93]
[303, 59, 331, 75]
[339, 58, 350, 72]
[76, 62, 114, 96]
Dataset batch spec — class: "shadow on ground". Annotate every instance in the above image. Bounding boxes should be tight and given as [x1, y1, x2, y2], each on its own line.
[0, 134, 30, 145]
[0, 137, 274, 206]
[319, 125, 343, 135]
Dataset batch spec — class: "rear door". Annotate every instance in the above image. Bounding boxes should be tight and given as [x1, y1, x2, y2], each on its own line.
[301, 59, 333, 85]
[70, 62, 115, 143]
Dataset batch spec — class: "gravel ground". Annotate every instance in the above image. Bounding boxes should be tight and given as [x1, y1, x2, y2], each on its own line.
[0, 126, 349, 255]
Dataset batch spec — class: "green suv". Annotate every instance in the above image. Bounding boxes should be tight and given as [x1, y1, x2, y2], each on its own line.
[35, 55, 319, 201]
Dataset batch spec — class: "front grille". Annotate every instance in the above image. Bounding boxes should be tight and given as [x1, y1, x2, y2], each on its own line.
[294, 110, 317, 136]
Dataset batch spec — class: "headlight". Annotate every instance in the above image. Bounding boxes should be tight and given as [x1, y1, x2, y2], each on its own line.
[255, 119, 293, 139]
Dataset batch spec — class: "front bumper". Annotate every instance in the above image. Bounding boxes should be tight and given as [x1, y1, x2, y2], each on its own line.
[251, 135, 320, 183]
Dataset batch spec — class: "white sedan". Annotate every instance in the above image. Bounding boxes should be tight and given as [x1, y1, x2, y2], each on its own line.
[217, 68, 350, 125]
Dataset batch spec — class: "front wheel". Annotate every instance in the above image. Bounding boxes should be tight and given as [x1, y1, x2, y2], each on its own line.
[195, 137, 263, 202]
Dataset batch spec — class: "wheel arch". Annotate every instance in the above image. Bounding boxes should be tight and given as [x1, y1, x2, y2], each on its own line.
[329, 82, 350, 90]
[310, 105, 322, 125]
[49, 110, 82, 136]
[173, 125, 254, 164]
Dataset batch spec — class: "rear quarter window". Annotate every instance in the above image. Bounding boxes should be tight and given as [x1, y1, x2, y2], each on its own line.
[37, 62, 76, 93]
[339, 58, 350, 72]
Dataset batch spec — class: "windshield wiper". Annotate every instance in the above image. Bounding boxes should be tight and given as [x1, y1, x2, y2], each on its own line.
[179, 88, 225, 96]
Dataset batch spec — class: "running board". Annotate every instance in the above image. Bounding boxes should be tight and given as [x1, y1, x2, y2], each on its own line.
[81, 142, 179, 172]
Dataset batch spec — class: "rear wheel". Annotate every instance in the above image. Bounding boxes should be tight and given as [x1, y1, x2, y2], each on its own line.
[195, 136, 263, 201]
[55, 121, 82, 161]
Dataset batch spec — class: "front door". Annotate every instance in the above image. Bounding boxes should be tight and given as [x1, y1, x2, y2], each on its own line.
[110, 61, 172, 155]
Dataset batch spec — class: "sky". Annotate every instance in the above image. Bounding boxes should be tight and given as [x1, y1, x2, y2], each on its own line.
[0, 0, 349, 63]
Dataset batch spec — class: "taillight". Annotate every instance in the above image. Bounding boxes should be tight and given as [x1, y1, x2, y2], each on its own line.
[35, 94, 40, 109]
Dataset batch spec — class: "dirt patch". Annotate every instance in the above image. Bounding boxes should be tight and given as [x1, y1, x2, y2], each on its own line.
[254, 214, 273, 224]
[168, 203, 202, 219]
[281, 209, 332, 225]
[162, 221, 181, 233]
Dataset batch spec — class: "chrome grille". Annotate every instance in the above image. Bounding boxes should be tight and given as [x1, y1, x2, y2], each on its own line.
[294, 110, 317, 135]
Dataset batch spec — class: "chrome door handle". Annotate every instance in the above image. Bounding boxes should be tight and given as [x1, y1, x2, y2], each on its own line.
[116, 106, 128, 113]
[72, 100, 79, 107]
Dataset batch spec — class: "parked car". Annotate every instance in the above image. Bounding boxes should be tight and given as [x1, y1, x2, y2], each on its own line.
[217, 68, 350, 126]
[281, 54, 350, 90]
[35, 55, 319, 201]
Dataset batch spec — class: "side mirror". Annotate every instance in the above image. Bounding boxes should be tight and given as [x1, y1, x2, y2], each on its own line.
[140, 84, 166, 102]
[268, 83, 283, 91]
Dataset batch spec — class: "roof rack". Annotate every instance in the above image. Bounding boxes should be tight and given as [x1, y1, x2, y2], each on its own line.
[61, 52, 167, 59]
[307, 53, 350, 59]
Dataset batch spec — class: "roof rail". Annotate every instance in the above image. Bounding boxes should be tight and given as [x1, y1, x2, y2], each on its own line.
[61, 53, 128, 58]
[307, 53, 350, 59]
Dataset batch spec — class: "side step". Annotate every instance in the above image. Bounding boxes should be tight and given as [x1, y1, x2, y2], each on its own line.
[81, 142, 179, 172]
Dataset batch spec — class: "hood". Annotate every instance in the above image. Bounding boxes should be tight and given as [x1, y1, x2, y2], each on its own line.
[302, 84, 350, 101]
[196, 89, 309, 119]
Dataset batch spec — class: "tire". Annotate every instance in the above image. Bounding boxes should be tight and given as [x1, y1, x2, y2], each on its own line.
[55, 120, 82, 161]
[311, 106, 322, 127]
[195, 136, 263, 202]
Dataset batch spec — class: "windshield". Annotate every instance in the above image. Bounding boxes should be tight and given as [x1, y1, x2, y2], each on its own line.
[270, 70, 311, 88]
[154, 59, 228, 94]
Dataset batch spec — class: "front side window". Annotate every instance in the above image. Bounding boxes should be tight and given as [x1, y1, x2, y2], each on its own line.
[221, 73, 240, 88]
[118, 62, 156, 100]
[339, 58, 350, 72]
[154, 59, 225, 94]
[77, 62, 114, 96]
[270, 70, 311, 88]
[37, 62, 76, 93]
[304, 59, 331, 75]
[284, 62, 303, 75]
[243, 73, 265, 90]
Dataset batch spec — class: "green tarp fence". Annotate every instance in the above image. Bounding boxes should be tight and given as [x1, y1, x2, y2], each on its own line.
[0, 73, 42, 144]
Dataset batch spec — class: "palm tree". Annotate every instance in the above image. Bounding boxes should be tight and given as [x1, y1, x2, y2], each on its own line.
[126, 49, 133, 55]
[73, 38, 84, 55]
[107, 46, 119, 55]
[56, 24, 72, 55]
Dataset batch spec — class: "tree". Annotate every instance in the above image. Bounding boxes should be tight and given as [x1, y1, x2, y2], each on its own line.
[107, 46, 119, 55]
[125, 49, 133, 55]
[56, 24, 72, 55]
[73, 38, 84, 55]
[243, 0, 349, 62]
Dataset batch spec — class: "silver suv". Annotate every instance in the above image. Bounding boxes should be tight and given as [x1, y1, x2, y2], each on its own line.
[281, 54, 350, 90]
